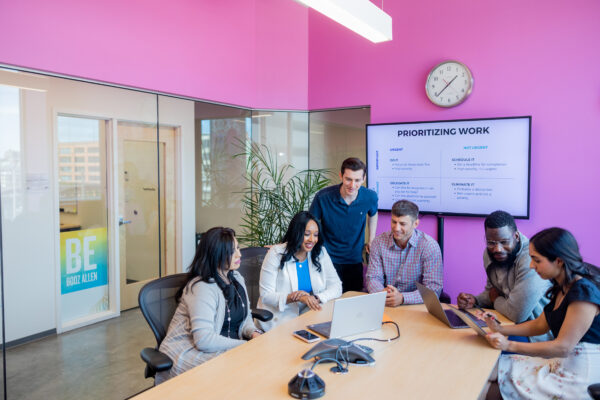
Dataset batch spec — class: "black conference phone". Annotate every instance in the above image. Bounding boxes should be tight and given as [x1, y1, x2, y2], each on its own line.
[301, 338, 375, 365]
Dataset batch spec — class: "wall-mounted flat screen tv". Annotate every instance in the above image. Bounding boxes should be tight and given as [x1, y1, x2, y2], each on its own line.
[366, 116, 531, 218]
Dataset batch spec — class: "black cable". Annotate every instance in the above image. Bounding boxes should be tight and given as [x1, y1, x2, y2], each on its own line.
[310, 357, 346, 371]
[309, 322, 401, 375]
[349, 321, 401, 343]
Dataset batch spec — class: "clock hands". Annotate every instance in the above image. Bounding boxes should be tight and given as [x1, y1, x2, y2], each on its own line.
[435, 75, 458, 97]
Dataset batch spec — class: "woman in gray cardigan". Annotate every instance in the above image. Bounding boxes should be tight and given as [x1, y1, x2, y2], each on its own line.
[156, 227, 262, 384]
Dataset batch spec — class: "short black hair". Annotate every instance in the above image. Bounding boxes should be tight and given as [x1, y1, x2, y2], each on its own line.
[391, 200, 419, 220]
[484, 210, 517, 232]
[340, 157, 367, 176]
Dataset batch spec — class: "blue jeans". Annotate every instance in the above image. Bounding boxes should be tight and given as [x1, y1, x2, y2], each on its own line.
[502, 335, 530, 355]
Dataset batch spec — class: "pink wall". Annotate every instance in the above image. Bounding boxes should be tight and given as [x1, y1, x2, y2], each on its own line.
[308, 0, 600, 300]
[0, 0, 308, 109]
[254, 1, 308, 109]
[2, 0, 599, 301]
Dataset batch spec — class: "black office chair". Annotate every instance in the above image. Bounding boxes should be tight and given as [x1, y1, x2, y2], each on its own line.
[238, 246, 272, 321]
[589, 383, 600, 400]
[138, 273, 189, 379]
[439, 290, 451, 304]
[139, 270, 273, 380]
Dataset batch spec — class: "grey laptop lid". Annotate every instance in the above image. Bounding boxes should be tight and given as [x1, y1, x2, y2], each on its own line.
[307, 291, 386, 338]
[416, 282, 468, 329]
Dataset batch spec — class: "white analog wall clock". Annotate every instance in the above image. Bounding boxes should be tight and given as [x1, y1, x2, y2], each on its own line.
[425, 60, 473, 107]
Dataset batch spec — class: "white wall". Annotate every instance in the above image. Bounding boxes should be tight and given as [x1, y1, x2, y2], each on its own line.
[1, 87, 55, 342]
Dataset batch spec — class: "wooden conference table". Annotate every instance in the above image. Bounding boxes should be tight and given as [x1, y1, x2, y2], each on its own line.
[134, 293, 511, 400]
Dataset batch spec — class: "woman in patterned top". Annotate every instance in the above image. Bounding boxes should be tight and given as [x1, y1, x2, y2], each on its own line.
[482, 227, 600, 399]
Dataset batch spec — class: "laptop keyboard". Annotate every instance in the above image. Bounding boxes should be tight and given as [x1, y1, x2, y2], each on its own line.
[444, 309, 486, 328]
[309, 321, 331, 336]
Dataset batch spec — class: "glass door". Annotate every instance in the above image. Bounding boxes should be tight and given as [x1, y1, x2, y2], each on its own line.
[117, 122, 177, 310]
[57, 115, 111, 328]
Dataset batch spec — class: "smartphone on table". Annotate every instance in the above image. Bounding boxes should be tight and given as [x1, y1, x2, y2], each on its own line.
[293, 329, 320, 343]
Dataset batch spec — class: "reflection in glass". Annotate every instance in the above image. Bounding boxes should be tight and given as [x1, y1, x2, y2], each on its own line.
[309, 107, 370, 171]
[0, 85, 10, 396]
[0, 85, 22, 222]
[252, 111, 309, 174]
[195, 103, 251, 234]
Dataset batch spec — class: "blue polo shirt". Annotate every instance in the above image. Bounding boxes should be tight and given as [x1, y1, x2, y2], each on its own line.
[309, 184, 378, 264]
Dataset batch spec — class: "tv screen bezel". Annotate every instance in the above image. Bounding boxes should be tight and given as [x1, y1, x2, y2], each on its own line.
[365, 115, 531, 219]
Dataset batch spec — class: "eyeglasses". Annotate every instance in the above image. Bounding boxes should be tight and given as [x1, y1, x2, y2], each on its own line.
[486, 239, 512, 248]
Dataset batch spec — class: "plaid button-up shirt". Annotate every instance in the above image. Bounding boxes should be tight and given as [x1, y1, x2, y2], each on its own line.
[365, 229, 443, 304]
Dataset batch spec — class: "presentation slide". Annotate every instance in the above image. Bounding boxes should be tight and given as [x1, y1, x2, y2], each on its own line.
[367, 116, 530, 217]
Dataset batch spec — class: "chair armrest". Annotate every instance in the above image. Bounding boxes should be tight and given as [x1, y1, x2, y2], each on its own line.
[252, 308, 273, 322]
[439, 290, 451, 304]
[140, 347, 173, 372]
[589, 383, 600, 400]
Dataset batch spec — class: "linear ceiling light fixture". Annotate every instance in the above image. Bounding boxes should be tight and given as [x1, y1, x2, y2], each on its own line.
[296, 0, 392, 43]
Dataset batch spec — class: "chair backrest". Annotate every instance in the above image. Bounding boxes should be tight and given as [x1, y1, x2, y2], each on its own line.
[238, 247, 269, 308]
[138, 273, 190, 347]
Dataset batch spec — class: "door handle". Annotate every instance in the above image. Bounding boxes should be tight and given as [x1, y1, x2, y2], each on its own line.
[119, 217, 132, 226]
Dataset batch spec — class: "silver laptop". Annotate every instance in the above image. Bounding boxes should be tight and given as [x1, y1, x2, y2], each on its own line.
[307, 291, 386, 338]
[416, 282, 487, 329]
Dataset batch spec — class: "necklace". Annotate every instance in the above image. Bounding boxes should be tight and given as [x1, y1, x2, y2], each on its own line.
[225, 281, 246, 338]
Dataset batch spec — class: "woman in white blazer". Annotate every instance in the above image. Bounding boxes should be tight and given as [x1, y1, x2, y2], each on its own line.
[257, 211, 342, 331]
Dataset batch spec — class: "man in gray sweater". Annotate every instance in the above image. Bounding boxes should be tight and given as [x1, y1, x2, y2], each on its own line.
[457, 211, 550, 328]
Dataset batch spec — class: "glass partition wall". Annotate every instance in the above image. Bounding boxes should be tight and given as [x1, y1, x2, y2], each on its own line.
[194, 106, 370, 245]
[309, 107, 370, 171]
[0, 66, 370, 399]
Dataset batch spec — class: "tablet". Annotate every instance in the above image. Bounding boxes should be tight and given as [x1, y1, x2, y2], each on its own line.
[451, 308, 487, 337]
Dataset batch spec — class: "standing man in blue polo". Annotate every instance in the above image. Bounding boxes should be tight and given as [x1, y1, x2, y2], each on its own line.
[309, 158, 378, 292]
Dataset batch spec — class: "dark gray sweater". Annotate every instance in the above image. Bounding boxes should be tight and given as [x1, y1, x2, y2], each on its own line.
[475, 232, 551, 325]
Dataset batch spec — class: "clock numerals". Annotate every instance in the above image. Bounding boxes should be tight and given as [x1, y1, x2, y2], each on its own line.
[426, 60, 473, 107]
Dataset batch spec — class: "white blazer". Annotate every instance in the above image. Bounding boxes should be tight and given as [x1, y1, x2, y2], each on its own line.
[256, 243, 342, 331]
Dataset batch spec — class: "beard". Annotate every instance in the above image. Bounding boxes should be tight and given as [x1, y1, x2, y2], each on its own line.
[487, 241, 520, 269]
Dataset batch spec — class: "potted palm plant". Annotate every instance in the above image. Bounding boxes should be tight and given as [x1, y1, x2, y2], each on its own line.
[235, 141, 331, 246]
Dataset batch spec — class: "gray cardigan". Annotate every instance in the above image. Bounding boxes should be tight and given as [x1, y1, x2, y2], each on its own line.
[155, 272, 256, 384]
[475, 232, 551, 324]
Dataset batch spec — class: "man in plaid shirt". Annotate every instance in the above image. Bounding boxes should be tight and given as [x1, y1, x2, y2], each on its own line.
[365, 200, 443, 306]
